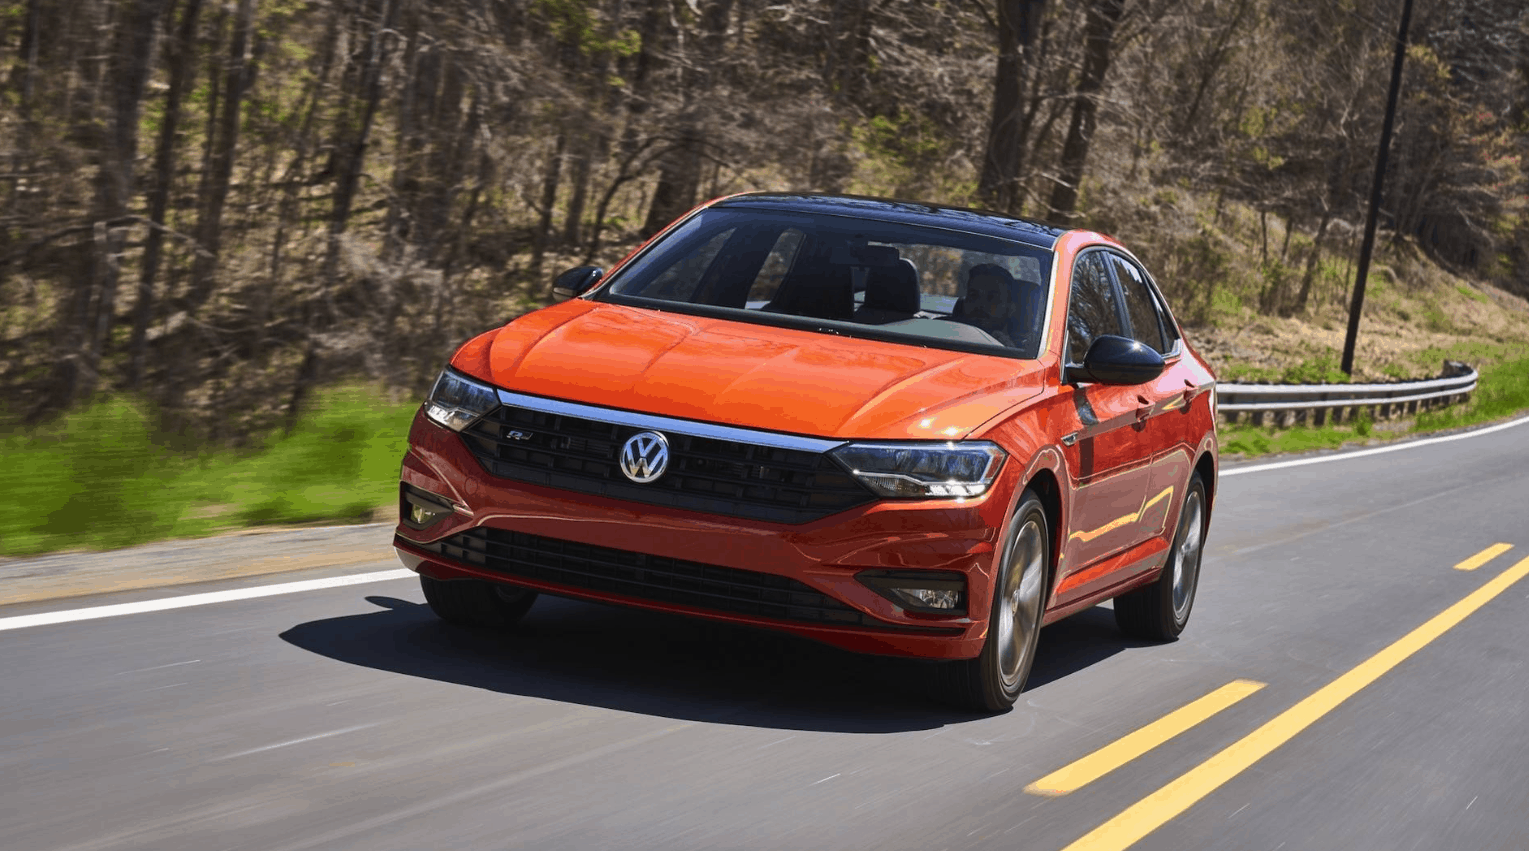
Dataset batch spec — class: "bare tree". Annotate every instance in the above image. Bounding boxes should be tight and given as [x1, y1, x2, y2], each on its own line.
[1046, 0, 1126, 221]
[978, 0, 1048, 213]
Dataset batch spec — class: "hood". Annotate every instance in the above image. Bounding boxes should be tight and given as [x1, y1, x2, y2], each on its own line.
[450, 301, 1046, 439]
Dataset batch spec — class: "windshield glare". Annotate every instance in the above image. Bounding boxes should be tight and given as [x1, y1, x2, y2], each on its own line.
[599, 209, 1054, 358]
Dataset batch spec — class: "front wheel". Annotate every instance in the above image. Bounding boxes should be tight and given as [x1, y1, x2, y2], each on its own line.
[1115, 472, 1208, 640]
[942, 490, 1050, 713]
[420, 575, 538, 629]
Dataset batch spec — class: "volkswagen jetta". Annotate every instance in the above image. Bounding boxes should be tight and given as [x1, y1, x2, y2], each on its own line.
[393, 193, 1218, 711]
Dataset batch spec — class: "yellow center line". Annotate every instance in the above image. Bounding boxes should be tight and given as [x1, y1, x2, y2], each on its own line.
[1454, 543, 1512, 571]
[1060, 553, 1529, 851]
[1026, 679, 1265, 796]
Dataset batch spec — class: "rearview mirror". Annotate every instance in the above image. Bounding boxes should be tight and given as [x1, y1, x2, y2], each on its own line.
[1066, 335, 1164, 385]
[552, 265, 604, 301]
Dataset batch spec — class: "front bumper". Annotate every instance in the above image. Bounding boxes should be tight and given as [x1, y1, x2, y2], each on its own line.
[396, 408, 1016, 659]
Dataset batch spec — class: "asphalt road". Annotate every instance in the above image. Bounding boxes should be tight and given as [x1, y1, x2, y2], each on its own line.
[4, 421, 1529, 851]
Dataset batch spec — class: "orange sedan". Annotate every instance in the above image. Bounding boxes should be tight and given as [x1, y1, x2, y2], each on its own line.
[393, 193, 1218, 712]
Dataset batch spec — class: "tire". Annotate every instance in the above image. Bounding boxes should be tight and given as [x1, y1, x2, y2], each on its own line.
[420, 575, 538, 629]
[942, 490, 1050, 713]
[1115, 472, 1208, 640]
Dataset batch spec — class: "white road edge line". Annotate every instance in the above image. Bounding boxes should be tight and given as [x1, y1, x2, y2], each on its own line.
[0, 569, 413, 632]
[5, 413, 1527, 633]
[1221, 412, 1529, 477]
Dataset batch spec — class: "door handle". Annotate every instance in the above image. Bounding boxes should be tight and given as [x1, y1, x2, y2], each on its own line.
[1135, 394, 1152, 427]
[1182, 379, 1201, 406]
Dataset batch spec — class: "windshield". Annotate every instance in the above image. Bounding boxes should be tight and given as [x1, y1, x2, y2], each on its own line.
[596, 208, 1054, 358]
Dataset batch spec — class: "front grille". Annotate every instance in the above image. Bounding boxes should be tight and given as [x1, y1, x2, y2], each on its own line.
[410, 527, 948, 632]
[459, 404, 874, 524]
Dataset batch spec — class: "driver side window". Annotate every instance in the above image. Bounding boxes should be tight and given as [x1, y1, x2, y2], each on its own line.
[1067, 251, 1125, 362]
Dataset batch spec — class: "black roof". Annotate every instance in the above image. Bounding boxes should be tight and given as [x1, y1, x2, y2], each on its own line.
[711, 192, 1068, 249]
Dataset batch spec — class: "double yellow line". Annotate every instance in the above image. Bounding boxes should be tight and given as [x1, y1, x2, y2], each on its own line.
[1032, 543, 1524, 851]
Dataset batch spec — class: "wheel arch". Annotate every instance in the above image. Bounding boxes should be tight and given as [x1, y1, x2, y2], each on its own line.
[1021, 464, 1064, 603]
[1193, 449, 1218, 514]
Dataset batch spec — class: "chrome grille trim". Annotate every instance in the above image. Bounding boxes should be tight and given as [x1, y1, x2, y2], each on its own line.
[494, 389, 847, 453]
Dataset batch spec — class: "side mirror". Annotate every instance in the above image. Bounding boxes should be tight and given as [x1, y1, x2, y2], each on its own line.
[1066, 335, 1165, 385]
[552, 265, 604, 302]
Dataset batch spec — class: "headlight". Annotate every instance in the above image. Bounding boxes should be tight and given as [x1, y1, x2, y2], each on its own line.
[830, 441, 1006, 498]
[424, 368, 499, 432]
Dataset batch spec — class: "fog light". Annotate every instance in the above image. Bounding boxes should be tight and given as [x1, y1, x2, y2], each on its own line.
[401, 484, 457, 530]
[857, 570, 967, 616]
[410, 503, 446, 526]
[898, 588, 963, 610]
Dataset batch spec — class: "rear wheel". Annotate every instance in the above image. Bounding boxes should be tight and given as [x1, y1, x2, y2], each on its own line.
[1115, 472, 1207, 640]
[420, 575, 538, 629]
[942, 491, 1050, 713]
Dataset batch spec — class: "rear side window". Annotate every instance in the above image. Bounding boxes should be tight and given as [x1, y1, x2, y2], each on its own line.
[1111, 254, 1169, 353]
[1067, 251, 1125, 361]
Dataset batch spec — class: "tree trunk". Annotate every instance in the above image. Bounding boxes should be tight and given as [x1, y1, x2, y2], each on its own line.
[584, 138, 655, 264]
[1260, 207, 1269, 262]
[834, 0, 872, 103]
[1293, 211, 1334, 315]
[322, 0, 402, 290]
[1176, 0, 1252, 137]
[129, 0, 204, 389]
[420, 56, 467, 260]
[562, 130, 594, 248]
[382, 0, 424, 258]
[1046, 0, 1126, 222]
[641, 123, 702, 236]
[530, 132, 567, 283]
[12, 0, 42, 161]
[641, 0, 732, 236]
[185, 0, 256, 315]
[262, 1, 341, 361]
[52, 0, 170, 409]
[978, 0, 1047, 213]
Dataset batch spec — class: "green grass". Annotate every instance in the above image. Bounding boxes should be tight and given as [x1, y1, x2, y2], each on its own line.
[1218, 349, 1348, 384]
[0, 386, 418, 557]
[1218, 413, 1379, 458]
[1220, 354, 1529, 459]
[1412, 353, 1529, 432]
[1456, 283, 1490, 304]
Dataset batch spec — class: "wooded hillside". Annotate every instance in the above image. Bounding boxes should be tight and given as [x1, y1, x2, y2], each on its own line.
[1, 0, 1525, 441]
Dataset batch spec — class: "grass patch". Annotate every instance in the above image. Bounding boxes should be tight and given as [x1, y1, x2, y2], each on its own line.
[1412, 354, 1529, 432]
[1456, 283, 1489, 304]
[1218, 411, 1382, 458]
[1219, 349, 1348, 384]
[0, 385, 418, 557]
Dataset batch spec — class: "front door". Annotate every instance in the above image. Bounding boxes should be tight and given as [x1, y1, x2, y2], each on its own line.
[1054, 250, 1154, 603]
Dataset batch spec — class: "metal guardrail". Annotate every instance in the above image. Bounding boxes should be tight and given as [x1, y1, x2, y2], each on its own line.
[1218, 361, 1477, 426]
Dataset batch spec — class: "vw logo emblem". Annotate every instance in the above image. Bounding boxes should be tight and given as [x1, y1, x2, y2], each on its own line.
[619, 431, 669, 483]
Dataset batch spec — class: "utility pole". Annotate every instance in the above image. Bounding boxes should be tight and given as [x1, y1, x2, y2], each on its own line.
[1342, 0, 1415, 376]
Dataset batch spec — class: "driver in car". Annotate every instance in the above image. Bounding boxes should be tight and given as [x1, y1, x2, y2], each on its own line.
[952, 264, 1018, 346]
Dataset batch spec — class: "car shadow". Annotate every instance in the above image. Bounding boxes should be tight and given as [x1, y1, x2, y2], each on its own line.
[1027, 604, 1147, 689]
[279, 594, 1134, 734]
